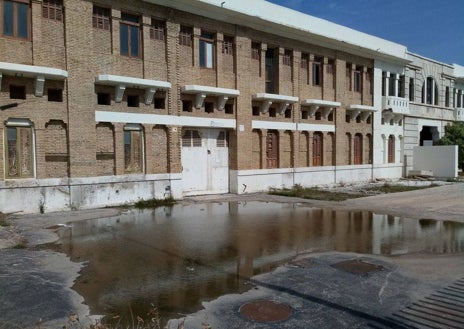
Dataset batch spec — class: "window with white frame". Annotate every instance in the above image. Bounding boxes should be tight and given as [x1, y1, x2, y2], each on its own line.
[5, 120, 34, 178]
[199, 31, 215, 68]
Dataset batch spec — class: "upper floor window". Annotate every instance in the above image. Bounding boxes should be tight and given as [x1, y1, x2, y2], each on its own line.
[179, 25, 192, 46]
[409, 78, 415, 102]
[150, 19, 165, 41]
[92, 6, 110, 30]
[2, 0, 30, 39]
[353, 66, 362, 92]
[251, 42, 260, 60]
[346, 63, 352, 91]
[423, 76, 438, 105]
[120, 13, 141, 58]
[301, 53, 309, 69]
[283, 49, 292, 66]
[199, 31, 215, 68]
[222, 35, 234, 55]
[312, 56, 323, 86]
[42, 0, 62, 21]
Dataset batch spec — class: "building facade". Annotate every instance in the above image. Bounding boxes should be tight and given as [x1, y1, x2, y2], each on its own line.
[1, 0, 463, 213]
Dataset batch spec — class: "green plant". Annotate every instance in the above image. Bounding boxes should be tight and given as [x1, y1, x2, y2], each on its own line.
[134, 197, 176, 209]
[438, 122, 464, 170]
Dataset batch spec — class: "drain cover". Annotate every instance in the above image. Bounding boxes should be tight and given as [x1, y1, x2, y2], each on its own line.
[240, 300, 292, 323]
[331, 259, 383, 275]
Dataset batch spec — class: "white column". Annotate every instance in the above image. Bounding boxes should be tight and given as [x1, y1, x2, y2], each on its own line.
[394, 73, 399, 97]
[385, 72, 390, 96]
[454, 88, 457, 108]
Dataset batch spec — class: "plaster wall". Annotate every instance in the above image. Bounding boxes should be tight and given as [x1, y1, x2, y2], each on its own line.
[413, 145, 458, 178]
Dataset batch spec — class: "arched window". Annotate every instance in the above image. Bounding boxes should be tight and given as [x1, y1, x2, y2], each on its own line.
[353, 133, 363, 165]
[312, 132, 323, 166]
[388, 135, 395, 163]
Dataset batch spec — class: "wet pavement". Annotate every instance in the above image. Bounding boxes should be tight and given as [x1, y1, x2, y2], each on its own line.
[1, 184, 464, 328]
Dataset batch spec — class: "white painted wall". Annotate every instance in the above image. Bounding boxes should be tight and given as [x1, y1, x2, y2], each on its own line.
[413, 145, 458, 178]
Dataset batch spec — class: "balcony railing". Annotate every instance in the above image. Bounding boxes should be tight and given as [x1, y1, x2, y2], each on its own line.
[382, 96, 409, 115]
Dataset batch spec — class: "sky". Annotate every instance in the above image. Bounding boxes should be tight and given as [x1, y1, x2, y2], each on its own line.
[266, 0, 464, 65]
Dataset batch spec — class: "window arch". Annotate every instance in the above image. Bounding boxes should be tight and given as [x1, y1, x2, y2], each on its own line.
[312, 132, 323, 166]
[353, 133, 363, 165]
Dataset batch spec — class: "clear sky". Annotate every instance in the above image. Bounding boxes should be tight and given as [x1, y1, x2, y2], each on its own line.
[266, 0, 464, 65]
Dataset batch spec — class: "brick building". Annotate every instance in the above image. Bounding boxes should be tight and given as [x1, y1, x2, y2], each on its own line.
[1, 0, 463, 213]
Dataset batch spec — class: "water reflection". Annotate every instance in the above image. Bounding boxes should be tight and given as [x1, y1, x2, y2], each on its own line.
[54, 202, 464, 324]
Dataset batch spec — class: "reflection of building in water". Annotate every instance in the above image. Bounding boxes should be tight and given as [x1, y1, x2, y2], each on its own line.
[56, 202, 464, 320]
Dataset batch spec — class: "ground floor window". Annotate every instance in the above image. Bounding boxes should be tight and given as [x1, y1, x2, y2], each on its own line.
[312, 132, 323, 166]
[388, 135, 395, 163]
[124, 126, 144, 173]
[266, 130, 278, 169]
[5, 123, 34, 178]
[354, 133, 363, 165]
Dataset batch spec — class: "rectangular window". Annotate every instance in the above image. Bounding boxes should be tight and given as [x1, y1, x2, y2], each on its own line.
[301, 53, 309, 69]
[252, 106, 260, 116]
[10, 85, 26, 99]
[222, 35, 234, 55]
[124, 129, 143, 173]
[179, 25, 192, 46]
[182, 100, 192, 112]
[283, 49, 292, 66]
[92, 6, 110, 30]
[6, 126, 34, 178]
[354, 69, 362, 92]
[120, 13, 141, 58]
[47, 88, 62, 102]
[224, 103, 234, 114]
[150, 19, 165, 41]
[445, 86, 450, 107]
[97, 92, 111, 105]
[127, 94, 139, 107]
[346, 63, 352, 91]
[154, 96, 165, 109]
[42, 0, 62, 21]
[312, 57, 323, 86]
[199, 32, 215, 68]
[251, 42, 260, 60]
[409, 78, 415, 101]
[3, 0, 30, 39]
[204, 101, 214, 113]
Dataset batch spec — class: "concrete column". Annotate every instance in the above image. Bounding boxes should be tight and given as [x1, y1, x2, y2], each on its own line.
[394, 73, 399, 97]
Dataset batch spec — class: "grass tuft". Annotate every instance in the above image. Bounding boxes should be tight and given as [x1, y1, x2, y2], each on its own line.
[134, 197, 176, 209]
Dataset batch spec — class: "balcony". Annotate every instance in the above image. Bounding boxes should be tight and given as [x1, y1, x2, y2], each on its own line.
[382, 96, 409, 115]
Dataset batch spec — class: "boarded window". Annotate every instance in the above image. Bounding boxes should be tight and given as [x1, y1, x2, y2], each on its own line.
[96, 123, 115, 176]
[354, 134, 363, 164]
[182, 130, 202, 147]
[312, 132, 323, 166]
[388, 135, 395, 163]
[45, 120, 68, 178]
[252, 129, 262, 169]
[153, 126, 168, 173]
[124, 128, 143, 173]
[299, 132, 309, 167]
[6, 126, 33, 178]
[266, 130, 278, 169]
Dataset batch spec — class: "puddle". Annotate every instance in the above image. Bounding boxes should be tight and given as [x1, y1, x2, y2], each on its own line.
[51, 202, 464, 325]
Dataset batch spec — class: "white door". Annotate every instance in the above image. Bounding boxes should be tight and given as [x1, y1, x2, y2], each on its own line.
[181, 129, 229, 195]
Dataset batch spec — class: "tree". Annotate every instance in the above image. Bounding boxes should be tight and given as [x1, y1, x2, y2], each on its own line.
[438, 122, 464, 170]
